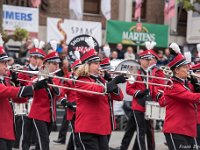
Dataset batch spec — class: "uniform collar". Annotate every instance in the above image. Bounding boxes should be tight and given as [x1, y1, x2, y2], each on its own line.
[173, 76, 185, 83]
[29, 64, 38, 71]
[0, 75, 4, 80]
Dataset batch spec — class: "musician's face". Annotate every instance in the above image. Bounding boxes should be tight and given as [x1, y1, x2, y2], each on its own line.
[149, 58, 157, 66]
[0, 61, 8, 76]
[30, 56, 37, 66]
[47, 62, 59, 73]
[175, 64, 189, 79]
[36, 57, 43, 68]
[140, 58, 150, 70]
[89, 62, 100, 75]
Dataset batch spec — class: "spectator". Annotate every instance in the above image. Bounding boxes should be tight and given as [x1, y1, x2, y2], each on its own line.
[157, 50, 168, 66]
[124, 46, 135, 60]
[111, 51, 118, 60]
[8, 57, 14, 66]
[135, 49, 144, 60]
[164, 48, 170, 58]
[115, 43, 125, 59]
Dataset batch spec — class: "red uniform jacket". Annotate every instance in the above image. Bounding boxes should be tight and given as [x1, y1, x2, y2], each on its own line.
[18, 65, 37, 86]
[58, 73, 78, 121]
[75, 76, 123, 135]
[151, 67, 166, 101]
[28, 78, 60, 123]
[198, 106, 200, 124]
[162, 77, 200, 137]
[0, 79, 27, 140]
[126, 69, 154, 112]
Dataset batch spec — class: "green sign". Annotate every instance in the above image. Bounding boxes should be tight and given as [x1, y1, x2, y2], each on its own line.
[106, 20, 169, 48]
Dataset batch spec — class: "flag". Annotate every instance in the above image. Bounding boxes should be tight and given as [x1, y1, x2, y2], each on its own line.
[134, 0, 142, 19]
[101, 0, 111, 20]
[31, 0, 41, 8]
[69, 0, 83, 20]
[164, 0, 175, 21]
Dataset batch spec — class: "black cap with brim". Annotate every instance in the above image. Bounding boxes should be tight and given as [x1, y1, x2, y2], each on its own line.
[0, 55, 12, 62]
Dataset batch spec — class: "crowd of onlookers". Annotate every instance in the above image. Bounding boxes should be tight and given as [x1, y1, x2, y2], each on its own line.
[109, 43, 171, 67]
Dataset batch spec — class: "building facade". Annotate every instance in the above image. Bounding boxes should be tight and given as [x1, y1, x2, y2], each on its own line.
[2, 0, 187, 46]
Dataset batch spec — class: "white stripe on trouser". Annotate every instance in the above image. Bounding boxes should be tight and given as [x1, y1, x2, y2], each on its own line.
[78, 133, 86, 150]
[133, 111, 142, 150]
[170, 133, 177, 150]
[194, 138, 198, 150]
[19, 115, 25, 150]
[69, 121, 77, 150]
[33, 119, 42, 150]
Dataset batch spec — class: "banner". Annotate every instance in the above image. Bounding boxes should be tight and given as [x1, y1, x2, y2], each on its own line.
[3, 5, 39, 36]
[68, 35, 99, 62]
[47, 17, 102, 45]
[187, 2, 200, 43]
[106, 20, 169, 48]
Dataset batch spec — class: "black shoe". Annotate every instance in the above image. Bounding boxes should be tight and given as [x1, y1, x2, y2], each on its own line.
[109, 147, 121, 150]
[53, 139, 65, 144]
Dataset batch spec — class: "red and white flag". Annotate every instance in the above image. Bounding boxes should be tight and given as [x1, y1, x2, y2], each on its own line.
[31, 0, 41, 8]
[134, 0, 142, 19]
[101, 0, 111, 20]
[164, 0, 175, 21]
[69, 0, 83, 20]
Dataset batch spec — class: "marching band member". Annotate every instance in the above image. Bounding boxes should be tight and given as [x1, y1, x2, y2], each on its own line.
[58, 59, 81, 149]
[53, 58, 70, 145]
[191, 63, 200, 148]
[75, 49, 125, 150]
[0, 39, 45, 150]
[28, 51, 61, 150]
[159, 43, 200, 150]
[22, 40, 46, 150]
[126, 49, 158, 150]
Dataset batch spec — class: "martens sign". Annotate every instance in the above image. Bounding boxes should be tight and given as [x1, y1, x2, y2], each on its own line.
[106, 20, 169, 48]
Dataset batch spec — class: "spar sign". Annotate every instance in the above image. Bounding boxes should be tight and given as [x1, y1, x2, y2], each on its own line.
[106, 20, 168, 47]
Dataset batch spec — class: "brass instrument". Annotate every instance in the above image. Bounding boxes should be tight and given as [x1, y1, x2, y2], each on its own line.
[101, 69, 173, 88]
[8, 68, 106, 95]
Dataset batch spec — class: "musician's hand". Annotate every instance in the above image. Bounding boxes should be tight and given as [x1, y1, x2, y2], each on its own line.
[188, 77, 200, 92]
[11, 71, 19, 85]
[61, 99, 67, 107]
[47, 77, 53, 84]
[114, 74, 127, 84]
[61, 99, 76, 112]
[104, 71, 112, 81]
[106, 80, 118, 93]
[33, 79, 48, 90]
[135, 89, 150, 99]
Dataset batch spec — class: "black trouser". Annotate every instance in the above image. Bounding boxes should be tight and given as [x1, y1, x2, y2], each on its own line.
[0, 138, 13, 150]
[165, 133, 197, 150]
[197, 124, 200, 149]
[22, 117, 37, 150]
[13, 115, 24, 148]
[132, 118, 155, 150]
[58, 113, 69, 143]
[66, 115, 79, 150]
[33, 119, 52, 150]
[120, 111, 136, 150]
[76, 133, 109, 150]
[133, 110, 155, 150]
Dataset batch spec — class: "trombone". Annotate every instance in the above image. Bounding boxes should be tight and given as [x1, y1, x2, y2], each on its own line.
[101, 70, 173, 88]
[8, 68, 107, 95]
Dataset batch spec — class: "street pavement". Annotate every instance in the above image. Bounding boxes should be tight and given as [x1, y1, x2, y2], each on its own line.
[50, 131, 168, 150]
